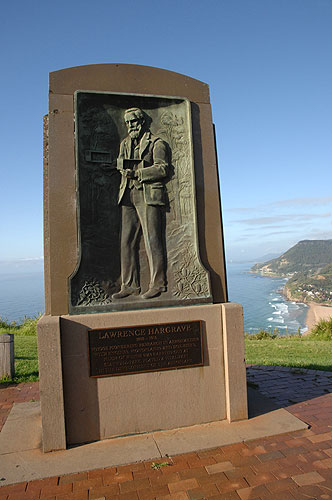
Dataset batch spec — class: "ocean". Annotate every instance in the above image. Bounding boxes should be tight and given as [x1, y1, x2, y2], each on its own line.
[0, 272, 44, 323]
[0, 263, 308, 333]
[227, 262, 308, 335]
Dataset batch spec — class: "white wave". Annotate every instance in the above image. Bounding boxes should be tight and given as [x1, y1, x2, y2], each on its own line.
[272, 303, 288, 314]
[272, 317, 285, 324]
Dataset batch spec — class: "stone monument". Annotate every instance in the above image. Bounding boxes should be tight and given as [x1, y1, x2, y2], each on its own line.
[38, 64, 247, 452]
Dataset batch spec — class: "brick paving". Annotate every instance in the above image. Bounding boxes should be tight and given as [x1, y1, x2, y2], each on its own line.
[1, 367, 332, 499]
[246, 365, 332, 408]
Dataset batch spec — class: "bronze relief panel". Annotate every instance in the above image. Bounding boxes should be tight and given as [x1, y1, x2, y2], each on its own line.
[69, 91, 212, 313]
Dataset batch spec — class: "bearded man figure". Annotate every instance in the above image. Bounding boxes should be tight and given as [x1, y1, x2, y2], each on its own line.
[112, 107, 169, 300]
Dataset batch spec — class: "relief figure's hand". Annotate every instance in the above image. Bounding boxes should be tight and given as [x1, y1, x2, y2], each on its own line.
[118, 168, 137, 179]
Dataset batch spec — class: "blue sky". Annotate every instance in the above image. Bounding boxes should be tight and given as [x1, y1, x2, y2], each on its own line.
[1, 0, 331, 264]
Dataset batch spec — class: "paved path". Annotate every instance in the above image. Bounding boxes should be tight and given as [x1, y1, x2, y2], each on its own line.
[246, 365, 332, 407]
[0, 366, 332, 499]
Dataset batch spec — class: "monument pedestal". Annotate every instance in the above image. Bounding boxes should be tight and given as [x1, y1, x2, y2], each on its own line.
[37, 302, 247, 452]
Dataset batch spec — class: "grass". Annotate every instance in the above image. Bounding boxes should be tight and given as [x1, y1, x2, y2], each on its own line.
[0, 316, 39, 384]
[12, 336, 39, 383]
[245, 337, 332, 371]
[245, 323, 332, 371]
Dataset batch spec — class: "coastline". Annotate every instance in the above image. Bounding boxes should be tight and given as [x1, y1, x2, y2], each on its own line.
[305, 302, 332, 334]
[282, 285, 332, 335]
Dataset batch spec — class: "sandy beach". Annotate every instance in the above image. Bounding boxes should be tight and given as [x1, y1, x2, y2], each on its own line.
[304, 302, 332, 334]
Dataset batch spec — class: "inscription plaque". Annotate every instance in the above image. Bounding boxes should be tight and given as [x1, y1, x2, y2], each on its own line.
[88, 320, 203, 377]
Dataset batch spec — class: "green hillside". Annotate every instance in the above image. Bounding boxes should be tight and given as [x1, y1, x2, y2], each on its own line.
[286, 262, 332, 304]
[251, 240, 332, 276]
[251, 240, 332, 304]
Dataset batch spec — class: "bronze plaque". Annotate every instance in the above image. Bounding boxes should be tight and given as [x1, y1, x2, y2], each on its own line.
[69, 91, 212, 316]
[88, 320, 203, 377]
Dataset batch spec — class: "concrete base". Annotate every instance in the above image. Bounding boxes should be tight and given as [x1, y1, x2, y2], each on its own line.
[37, 302, 248, 452]
[0, 389, 308, 487]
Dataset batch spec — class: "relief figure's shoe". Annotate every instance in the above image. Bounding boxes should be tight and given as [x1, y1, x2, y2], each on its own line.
[112, 286, 140, 300]
[141, 286, 166, 300]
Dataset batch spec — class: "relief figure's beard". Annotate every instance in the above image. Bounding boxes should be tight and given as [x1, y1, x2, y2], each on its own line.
[128, 129, 140, 139]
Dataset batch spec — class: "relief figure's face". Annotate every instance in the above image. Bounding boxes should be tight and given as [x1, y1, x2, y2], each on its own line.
[125, 112, 144, 139]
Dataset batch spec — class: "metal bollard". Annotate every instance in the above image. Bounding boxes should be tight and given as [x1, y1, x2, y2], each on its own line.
[0, 333, 15, 380]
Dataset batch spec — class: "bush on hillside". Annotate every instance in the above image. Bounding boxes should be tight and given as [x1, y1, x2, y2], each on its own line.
[245, 329, 279, 340]
[309, 317, 332, 341]
[245, 327, 303, 340]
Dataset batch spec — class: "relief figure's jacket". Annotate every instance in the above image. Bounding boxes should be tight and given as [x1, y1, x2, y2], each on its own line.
[117, 131, 168, 206]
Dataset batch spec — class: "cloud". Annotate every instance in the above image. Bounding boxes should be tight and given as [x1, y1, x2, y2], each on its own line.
[226, 197, 332, 213]
[271, 197, 332, 208]
[226, 207, 255, 213]
[235, 213, 331, 225]
[18, 257, 44, 262]
[231, 228, 332, 245]
[237, 230, 302, 240]
[258, 230, 302, 238]
[242, 224, 305, 232]
[0, 257, 44, 264]
[307, 229, 332, 238]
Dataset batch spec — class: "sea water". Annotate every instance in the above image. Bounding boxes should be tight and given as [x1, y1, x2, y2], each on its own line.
[0, 264, 308, 333]
[0, 272, 44, 323]
[227, 262, 308, 335]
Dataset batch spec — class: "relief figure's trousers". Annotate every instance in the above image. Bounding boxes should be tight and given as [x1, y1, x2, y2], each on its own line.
[120, 188, 166, 290]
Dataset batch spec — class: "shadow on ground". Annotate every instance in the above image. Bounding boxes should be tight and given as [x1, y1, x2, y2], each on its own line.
[247, 365, 332, 413]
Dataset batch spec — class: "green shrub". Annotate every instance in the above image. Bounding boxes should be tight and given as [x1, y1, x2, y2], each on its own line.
[245, 329, 278, 340]
[15, 316, 39, 336]
[0, 317, 10, 329]
[0, 315, 39, 336]
[0, 317, 17, 334]
[309, 317, 332, 341]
